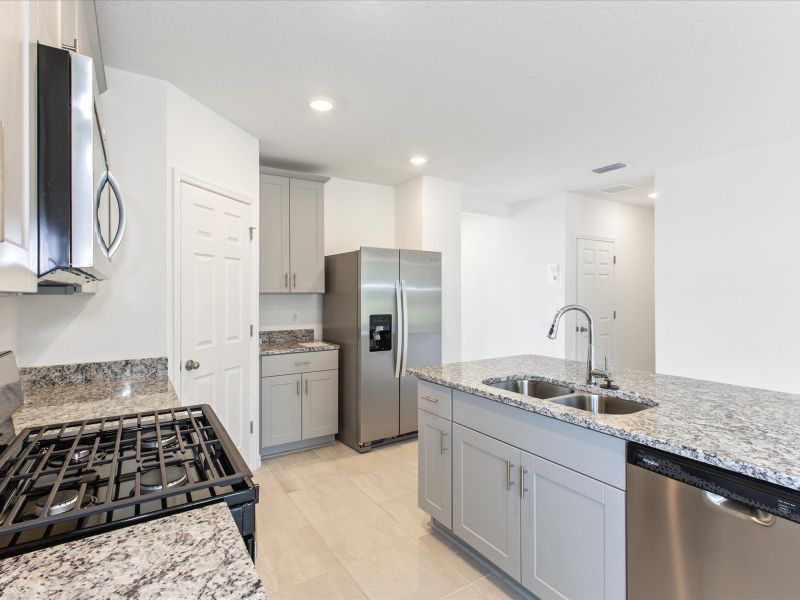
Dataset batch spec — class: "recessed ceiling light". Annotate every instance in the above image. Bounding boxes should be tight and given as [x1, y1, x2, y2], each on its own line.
[309, 98, 334, 112]
[648, 192, 658, 200]
[409, 156, 427, 166]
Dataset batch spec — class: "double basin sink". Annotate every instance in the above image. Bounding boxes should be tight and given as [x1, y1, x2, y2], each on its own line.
[486, 379, 650, 415]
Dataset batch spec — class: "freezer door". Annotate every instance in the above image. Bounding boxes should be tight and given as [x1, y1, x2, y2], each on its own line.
[359, 248, 401, 444]
[399, 250, 442, 434]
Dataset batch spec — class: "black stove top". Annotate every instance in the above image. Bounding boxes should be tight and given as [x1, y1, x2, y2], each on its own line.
[0, 404, 258, 559]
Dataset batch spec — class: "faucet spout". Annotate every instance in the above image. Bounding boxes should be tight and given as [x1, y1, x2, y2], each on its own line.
[546, 304, 605, 385]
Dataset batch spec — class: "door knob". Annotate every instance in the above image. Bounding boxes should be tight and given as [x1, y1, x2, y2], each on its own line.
[185, 359, 200, 371]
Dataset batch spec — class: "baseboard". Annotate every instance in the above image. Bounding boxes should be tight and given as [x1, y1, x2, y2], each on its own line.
[430, 518, 538, 600]
[260, 434, 336, 458]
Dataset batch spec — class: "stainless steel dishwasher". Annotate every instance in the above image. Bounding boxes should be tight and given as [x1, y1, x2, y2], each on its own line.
[627, 443, 800, 599]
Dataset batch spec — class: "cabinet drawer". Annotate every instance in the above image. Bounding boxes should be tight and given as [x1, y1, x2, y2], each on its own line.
[262, 350, 338, 376]
[418, 381, 452, 419]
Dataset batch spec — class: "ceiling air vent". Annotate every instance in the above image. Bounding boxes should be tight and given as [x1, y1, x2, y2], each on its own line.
[600, 183, 636, 194]
[592, 162, 628, 174]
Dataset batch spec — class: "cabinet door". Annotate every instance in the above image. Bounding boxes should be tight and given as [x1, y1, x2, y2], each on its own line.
[0, 0, 36, 293]
[301, 369, 338, 439]
[453, 424, 521, 580]
[418, 410, 452, 529]
[289, 178, 324, 293]
[259, 174, 290, 293]
[261, 374, 302, 447]
[521, 454, 625, 600]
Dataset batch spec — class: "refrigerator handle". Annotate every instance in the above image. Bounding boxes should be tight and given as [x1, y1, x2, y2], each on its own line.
[401, 279, 409, 376]
[395, 280, 403, 379]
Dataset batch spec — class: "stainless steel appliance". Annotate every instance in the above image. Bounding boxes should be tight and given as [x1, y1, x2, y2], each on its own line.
[0, 404, 258, 560]
[37, 43, 126, 286]
[627, 443, 800, 599]
[323, 248, 441, 451]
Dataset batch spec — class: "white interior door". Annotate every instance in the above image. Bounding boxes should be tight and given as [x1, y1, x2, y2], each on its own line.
[575, 238, 615, 368]
[180, 182, 252, 455]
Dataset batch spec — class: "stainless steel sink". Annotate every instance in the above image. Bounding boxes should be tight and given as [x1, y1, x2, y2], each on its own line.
[550, 393, 650, 415]
[486, 379, 574, 399]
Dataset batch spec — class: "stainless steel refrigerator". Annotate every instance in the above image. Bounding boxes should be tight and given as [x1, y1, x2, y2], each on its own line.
[323, 248, 442, 451]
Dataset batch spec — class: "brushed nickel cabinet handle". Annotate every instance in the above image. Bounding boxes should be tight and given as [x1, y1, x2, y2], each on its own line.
[294, 361, 311, 366]
[305, 379, 308, 395]
[296, 379, 300, 396]
[506, 461, 515, 491]
[292, 273, 296, 289]
[421, 395, 438, 403]
[284, 273, 288, 289]
[440, 429, 448, 455]
[520, 466, 529, 499]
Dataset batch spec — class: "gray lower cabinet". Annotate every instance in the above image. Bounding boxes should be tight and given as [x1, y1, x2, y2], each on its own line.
[302, 370, 338, 440]
[418, 410, 452, 529]
[452, 423, 522, 580]
[521, 452, 626, 600]
[261, 373, 302, 447]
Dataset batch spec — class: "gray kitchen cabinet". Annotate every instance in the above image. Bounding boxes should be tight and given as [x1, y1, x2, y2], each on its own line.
[521, 452, 626, 600]
[261, 373, 302, 447]
[301, 369, 338, 440]
[453, 423, 521, 580]
[418, 409, 452, 529]
[259, 174, 290, 292]
[289, 178, 324, 293]
[259, 172, 325, 294]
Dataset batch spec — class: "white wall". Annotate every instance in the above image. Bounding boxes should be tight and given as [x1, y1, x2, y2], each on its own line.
[394, 177, 423, 249]
[15, 69, 168, 367]
[0, 297, 17, 354]
[259, 176, 396, 334]
[655, 136, 800, 392]
[565, 193, 655, 372]
[461, 194, 567, 362]
[324, 177, 395, 255]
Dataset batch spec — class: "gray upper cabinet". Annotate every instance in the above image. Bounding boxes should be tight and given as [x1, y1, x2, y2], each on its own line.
[289, 178, 324, 293]
[259, 172, 325, 294]
[259, 174, 290, 293]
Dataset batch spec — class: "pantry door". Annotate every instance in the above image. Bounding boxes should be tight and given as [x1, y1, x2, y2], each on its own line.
[575, 238, 615, 369]
[179, 181, 252, 456]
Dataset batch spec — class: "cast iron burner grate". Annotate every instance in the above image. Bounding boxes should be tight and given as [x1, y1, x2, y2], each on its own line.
[0, 405, 258, 558]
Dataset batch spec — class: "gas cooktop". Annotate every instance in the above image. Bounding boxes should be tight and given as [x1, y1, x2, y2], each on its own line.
[0, 404, 258, 559]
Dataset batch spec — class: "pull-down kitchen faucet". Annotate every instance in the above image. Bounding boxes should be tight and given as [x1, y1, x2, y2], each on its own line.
[547, 304, 612, 386]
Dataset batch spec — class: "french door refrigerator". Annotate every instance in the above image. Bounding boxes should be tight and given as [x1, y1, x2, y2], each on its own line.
[323, 248, 442, 451]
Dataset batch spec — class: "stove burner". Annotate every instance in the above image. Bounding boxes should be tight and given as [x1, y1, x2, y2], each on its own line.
[34, 490, 79, 517]
[140, 466, 187, 493]
[140, 428, 178, 450]
[49, 447, 106, 468]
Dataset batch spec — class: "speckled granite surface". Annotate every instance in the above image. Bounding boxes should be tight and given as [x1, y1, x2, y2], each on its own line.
[12, 376, 178, 433]
[260, 328, 314, 345]
[0, 503, 266, 600]
[20, 357, 168, 386]
[259, 328, 338, 355]
[409, 354, 800, 491]
[260, 340, 340, 356]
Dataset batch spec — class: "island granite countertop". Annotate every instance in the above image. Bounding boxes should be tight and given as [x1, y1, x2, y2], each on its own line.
[0, 502, 266, 600]
[409, 354, 800, 491]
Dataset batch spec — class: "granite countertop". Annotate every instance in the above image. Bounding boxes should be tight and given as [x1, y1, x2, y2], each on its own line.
[12, 375, 179, 434]
[0, 502, 266, 600]
[409, 354, 800, 491]
[260, 340, 340, 356]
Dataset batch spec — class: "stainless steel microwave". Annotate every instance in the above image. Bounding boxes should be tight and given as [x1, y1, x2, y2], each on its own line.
[37, 43, 126, 286]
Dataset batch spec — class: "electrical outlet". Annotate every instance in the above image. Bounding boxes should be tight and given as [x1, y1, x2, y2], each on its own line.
[292, 312, 299, 323]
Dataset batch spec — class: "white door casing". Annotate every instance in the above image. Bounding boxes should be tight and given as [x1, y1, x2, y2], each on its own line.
[575, 238, 615, 368]
[178, 180, 254, 463]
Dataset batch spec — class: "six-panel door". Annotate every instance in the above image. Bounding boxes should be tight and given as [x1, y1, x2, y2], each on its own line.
[301, 370, 339, 439]
[521, 452, 626, 600]
[418, 409, 452, 529]
[453, 423, 522, 580]
[261, 373, 302, 447]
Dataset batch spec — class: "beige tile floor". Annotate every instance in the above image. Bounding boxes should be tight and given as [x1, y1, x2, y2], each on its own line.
[252, 440, 524, 600]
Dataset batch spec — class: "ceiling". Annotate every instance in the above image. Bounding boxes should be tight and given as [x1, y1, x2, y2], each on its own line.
[96, 1, 800, 204]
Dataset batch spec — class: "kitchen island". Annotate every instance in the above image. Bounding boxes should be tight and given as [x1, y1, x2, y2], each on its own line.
[410, 354, 800, 600]
[0, 503, 265, 600]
